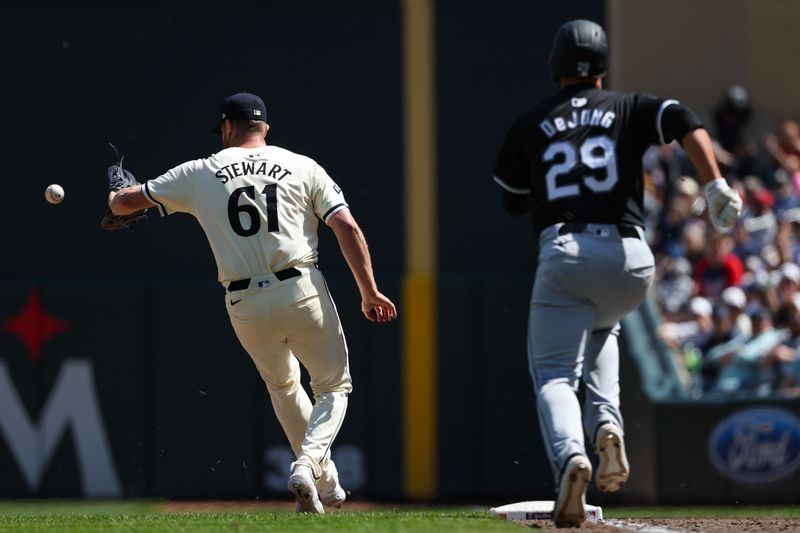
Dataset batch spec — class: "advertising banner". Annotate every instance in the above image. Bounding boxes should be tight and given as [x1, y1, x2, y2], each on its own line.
[0, 280, 403, 500]
[657, 401, 800, 503]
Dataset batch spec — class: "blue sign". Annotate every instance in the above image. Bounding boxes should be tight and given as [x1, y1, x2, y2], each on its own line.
[708, 407, 800, 484]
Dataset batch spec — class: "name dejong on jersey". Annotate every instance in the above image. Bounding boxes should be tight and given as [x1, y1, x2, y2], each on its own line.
[539, 106, 617, 139]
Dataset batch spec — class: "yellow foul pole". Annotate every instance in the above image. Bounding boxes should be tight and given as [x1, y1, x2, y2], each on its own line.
[401, 0, 437, 500]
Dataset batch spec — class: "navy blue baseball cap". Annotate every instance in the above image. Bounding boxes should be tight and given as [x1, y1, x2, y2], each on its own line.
[212, 92, 267, 134]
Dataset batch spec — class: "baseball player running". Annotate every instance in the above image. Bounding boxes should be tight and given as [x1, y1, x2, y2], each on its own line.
[494, 21, 741, 528]
[106, 92, 397, 513]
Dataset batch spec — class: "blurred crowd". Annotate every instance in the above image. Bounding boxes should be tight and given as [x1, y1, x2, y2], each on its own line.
[649, 85, 800, 397]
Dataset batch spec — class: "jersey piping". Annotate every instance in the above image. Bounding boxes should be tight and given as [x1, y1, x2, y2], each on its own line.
[494, 175, 531, 195]
[323, 203, 348, 222]
[142, 181, 167, 217]
[656, 99, 680, 145]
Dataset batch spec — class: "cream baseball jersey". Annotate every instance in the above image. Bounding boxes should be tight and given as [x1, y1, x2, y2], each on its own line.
[142, 145, 348, 283]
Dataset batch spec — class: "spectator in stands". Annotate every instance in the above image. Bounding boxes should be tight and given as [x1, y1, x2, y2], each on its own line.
[742, 269, 779, 316]
[721, 286, 752, 337]
[643, 144, 694, 204]
[699, 304, 738, 390]
[655, 256, 695, 316]
[680, 219, 708, 265]
[776, 219, 795, 265]
[712, 307, 787, 392]
[655, 176, 701, 258]
[694, 230, 744, 299]
[741, 176, 778, 251]
[711, 86, 772, 181]
[731, 221, 762, 265]
[713, 85, 751, 154]
[658, 296, 713, 350]
[772, 175, 800, 219]
[765, 120, 800, 177]
[769, 303, 800, 390]
[776, 214, 800, 265]
[774, 262, 800, 308]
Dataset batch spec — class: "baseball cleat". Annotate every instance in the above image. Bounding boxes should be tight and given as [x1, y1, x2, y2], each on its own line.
[595, 423, 629, 493]
[319, 485, 347, 509]
[553, 454, 592, 528]
[317, 459, 346, 509]
[288, 464, 325, 514]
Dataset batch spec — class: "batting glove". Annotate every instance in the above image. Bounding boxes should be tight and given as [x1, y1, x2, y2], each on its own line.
[704, 177, 742, 229]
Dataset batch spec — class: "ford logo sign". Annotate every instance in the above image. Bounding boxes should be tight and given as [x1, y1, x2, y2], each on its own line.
[708, 407, 800, 484]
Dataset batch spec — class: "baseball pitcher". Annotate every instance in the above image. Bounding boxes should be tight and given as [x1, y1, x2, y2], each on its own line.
[494, 21, 741, 527]
[105, 92, 397, 513]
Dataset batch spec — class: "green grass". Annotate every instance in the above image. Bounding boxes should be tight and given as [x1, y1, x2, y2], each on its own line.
[0, 513, 504, 533]
[0, 501, 157, 517]
[0, 503, 518, 532]
[0, 502, 799, 532]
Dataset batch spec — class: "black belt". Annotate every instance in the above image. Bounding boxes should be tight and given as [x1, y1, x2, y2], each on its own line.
[227, 267, 302, 293]
[558, 223, 641, 240]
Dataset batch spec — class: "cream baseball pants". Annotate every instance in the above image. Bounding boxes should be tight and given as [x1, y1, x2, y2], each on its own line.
[225, 267, 352, 480]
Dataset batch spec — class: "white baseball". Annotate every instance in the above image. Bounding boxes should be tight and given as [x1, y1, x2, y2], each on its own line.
[45, 184, 65, 205]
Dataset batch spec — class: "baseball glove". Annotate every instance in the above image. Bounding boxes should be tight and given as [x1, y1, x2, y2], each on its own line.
[100, 144, 148, 230]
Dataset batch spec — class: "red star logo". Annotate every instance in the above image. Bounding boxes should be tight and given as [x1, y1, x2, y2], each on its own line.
[0, 289, 69, 363]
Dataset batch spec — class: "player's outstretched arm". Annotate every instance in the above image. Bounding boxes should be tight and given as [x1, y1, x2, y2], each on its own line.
[327, 208, 397, 323]
[658, 102, 742, 229]
[108, 185, 156, 215]
[681, 128, 723, 185]
[681, 128, 743, 229]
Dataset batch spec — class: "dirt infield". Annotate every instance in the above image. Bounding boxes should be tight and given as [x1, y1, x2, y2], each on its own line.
[521, 518, 800, 532]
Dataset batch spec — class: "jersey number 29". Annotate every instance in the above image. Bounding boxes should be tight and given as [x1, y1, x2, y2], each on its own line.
[543, 135, 618, 201]
[228, 184, 279, 237]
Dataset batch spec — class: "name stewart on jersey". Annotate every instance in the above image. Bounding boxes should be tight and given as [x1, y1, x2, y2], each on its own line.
[215, 161, 293, 184]
[143, 145, 348, 283]
[539, 108, 616, 138]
